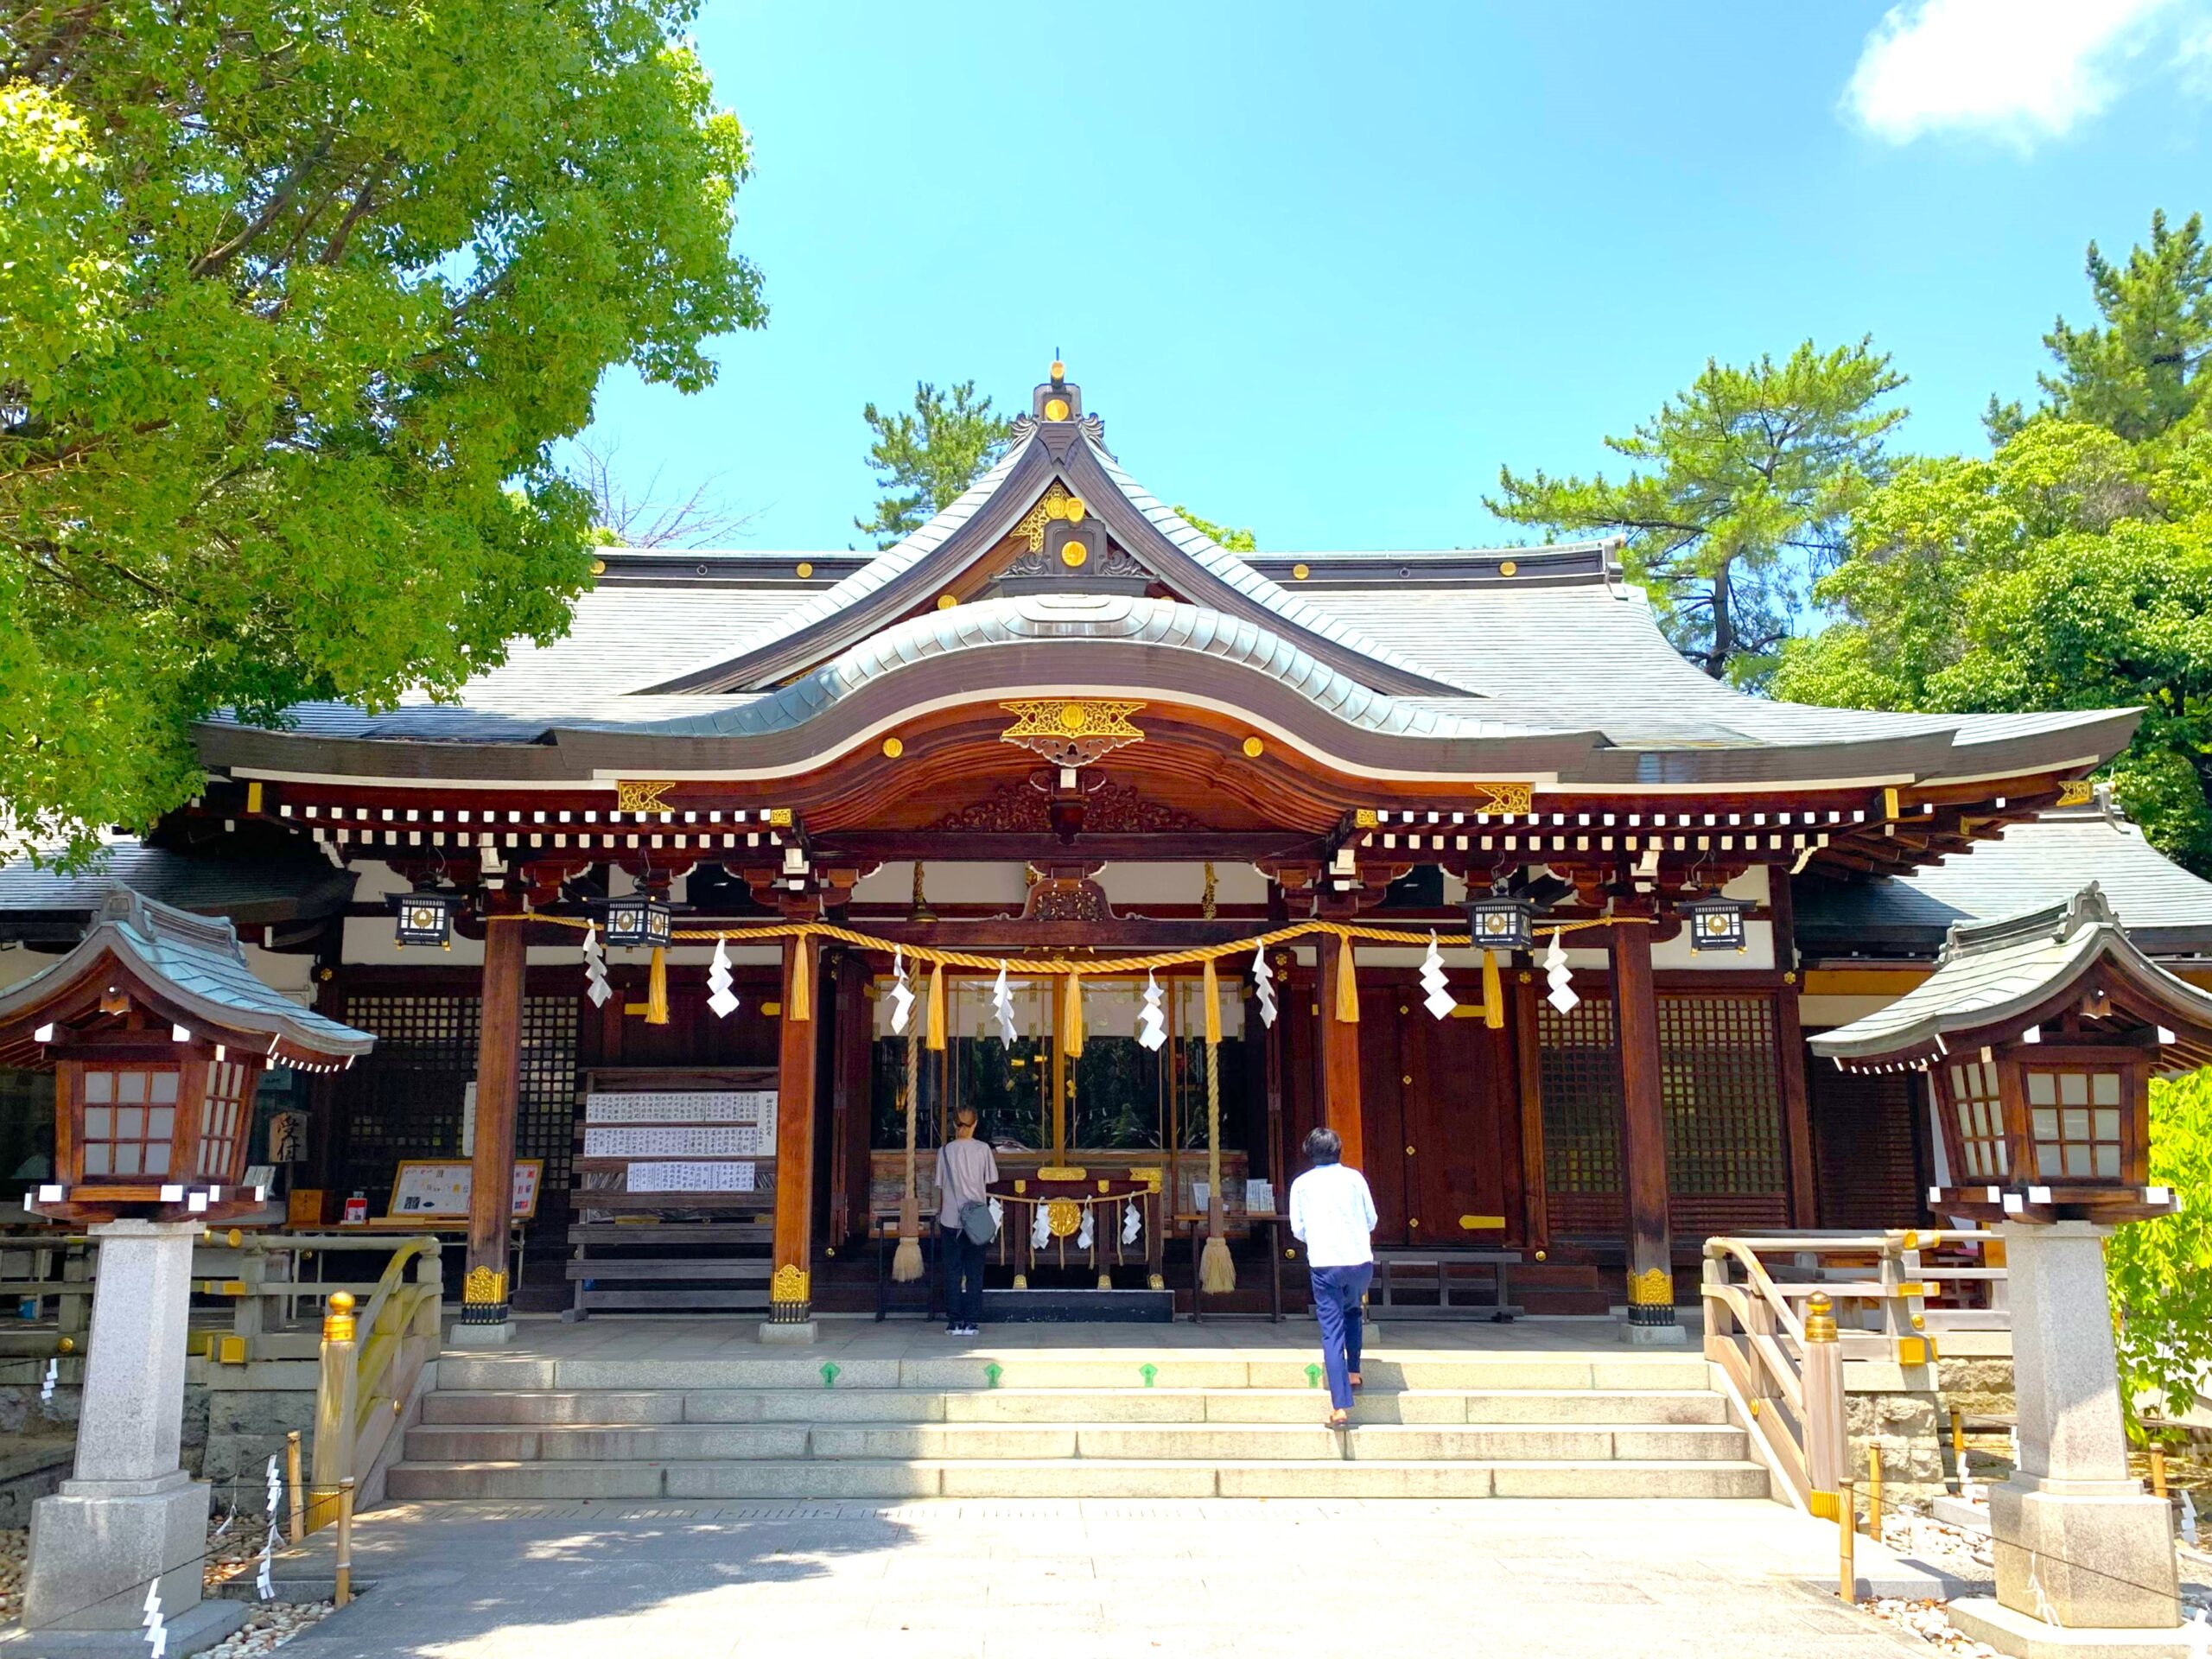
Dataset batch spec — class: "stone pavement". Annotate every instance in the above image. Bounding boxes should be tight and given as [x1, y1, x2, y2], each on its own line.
[261, 1496, 1926, 1659]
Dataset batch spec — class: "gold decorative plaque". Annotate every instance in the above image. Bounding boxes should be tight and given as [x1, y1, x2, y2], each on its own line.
[1471, 781, 1534, 816]
[771, 1263, 811, 1306]
[614, 780, 678, 814]
[463, 1266, 507, 1306]
[1000, 699, 1145, 767]
[1627, 1266, 1674, 1306]
[1046, 1198, 1083, 1238]
[2056, 779, 2095, 807]
[1012, 483, 1088, 552]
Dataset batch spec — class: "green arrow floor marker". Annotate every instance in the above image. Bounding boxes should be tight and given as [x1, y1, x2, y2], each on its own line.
[820, 1362, 840, 1389]
[1140, 1363, 1158, 1388]
[1305, 1363, 1323, 1389]
[984, 1361, 1003, 1389]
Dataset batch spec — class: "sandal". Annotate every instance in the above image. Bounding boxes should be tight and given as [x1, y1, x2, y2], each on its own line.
[1328, 1408, 1351, 1429]
[1348, 1373, 1363, 1389]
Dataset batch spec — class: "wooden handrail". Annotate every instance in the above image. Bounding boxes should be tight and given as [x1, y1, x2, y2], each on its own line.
[1702, 1228, 2010, 1516]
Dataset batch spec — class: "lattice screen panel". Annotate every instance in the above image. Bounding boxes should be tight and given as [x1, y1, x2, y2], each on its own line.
[1657, 996, 1785, 1196]
[1539, 995, 1623, 1198]
[333, 991, 578, 1233]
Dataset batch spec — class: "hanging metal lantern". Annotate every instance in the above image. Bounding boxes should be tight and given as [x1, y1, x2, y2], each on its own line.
[1464, 883, 1534, 952]
[1681, 893, 1749, 954]
[599, 893, 672, 950]
[391, 888, 456, 950]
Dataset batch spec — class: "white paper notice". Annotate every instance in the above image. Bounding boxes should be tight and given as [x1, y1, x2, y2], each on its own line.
[626, 1160, 757, 1194]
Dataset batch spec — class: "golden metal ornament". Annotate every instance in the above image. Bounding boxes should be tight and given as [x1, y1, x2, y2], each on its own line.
[1012, 483, 1083, 551]
[462, 1267, 507, 1306]
[614, 780, 678, 814]
[1128, 1166, 1164, 1193]
[771, 1264, 811, 1306]
[1037, 1166, 1088, 1182]
[2056, 779, 2095, 806]
[1059, 542, 1088, 568]
[1044, 397, 1071, 422]
[1046, 1198, 1083, 1237]
[1627, 1266, 1673, 1306]
[1471, 781, 1535, 816]
[766, 807, 794, 827]
[999, 698, 1146, 766]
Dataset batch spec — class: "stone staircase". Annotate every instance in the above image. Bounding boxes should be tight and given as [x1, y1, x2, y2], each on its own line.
[387, 1348, 1770, 1501]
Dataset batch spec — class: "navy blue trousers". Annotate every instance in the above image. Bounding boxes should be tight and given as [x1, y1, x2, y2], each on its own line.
[1310, 1262, 1373, 1410]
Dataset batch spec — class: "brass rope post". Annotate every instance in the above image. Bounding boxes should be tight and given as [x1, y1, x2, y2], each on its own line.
[1868, 1443, 1884, 1540]
[334, 1477, 355, 1608]
[284, 1430, 303, 1545]
[1838, 1475, 1857, 1601]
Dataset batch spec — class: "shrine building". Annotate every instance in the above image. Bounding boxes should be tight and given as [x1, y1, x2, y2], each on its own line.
[0, 365, 2194, 1341]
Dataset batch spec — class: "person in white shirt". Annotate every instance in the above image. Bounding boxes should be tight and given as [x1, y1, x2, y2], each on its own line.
[1287, 1126, 1377, 1427]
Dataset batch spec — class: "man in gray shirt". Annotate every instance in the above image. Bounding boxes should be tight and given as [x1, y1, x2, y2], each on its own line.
[936, 1107, 999, 1336]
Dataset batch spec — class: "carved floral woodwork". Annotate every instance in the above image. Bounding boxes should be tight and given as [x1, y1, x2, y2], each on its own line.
[930, 779, 1200, 836]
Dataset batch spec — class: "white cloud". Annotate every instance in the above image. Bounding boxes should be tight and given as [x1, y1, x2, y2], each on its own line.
[1845, 0, 2179, 148]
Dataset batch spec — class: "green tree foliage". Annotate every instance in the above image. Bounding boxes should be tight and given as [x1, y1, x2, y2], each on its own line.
[1489, 341, 1907, 687]
[855, 380, 1014, 548]
[1988, 211, 2212, 446]
[2109, 1068, 2212, 1427]
[1173, 506, 1256, 551]
[0, 2, 761, 855]
[1780, 213, 2212, 871]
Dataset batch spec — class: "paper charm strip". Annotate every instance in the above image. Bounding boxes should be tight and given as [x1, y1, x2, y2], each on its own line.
[1544, 927, 1580, 1014]
[1136, 970, 1167, 1052]
[1030, 1202, 1052, 1250]
[143, 1580, 168, 1659]
[1420, 931, 1456, 1020]
[887, 947, 915, 1035]
[706, 936, 741, 1019]
[39, 1357, 54, 1404]
[257, 1454, 280, 1599]
[582, 924, 611, 1008]
[991, 962, 1018, 1046]
[1076, 1205, 1096, 1250]
[1122, 1199, 1142, 1245]
[1252, 943, 1277, 1027]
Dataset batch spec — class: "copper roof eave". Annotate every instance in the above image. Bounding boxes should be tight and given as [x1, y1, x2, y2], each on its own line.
[631, 431, 1469, 702]
[0, 888, 375, 1067]
[1808, 887, 2212, 1070]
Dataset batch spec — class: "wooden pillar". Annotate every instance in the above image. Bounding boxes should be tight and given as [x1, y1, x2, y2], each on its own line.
[767, 934, 822, 1334]
[1769, 872, 1819, 1227]
[1315, 931, 1365, 1172]
[463, 912, 525, 1331]
[1611, 922, 1677, 1336]
[1510, 968, 1550, 1252]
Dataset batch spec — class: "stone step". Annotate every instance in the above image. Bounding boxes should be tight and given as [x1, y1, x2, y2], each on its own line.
[433, 1352, 1715, 1395]
[401, 1419, 1745, 1465]
[384, 1456, 1770, 1503]
[420, 1385, 1729, 1428]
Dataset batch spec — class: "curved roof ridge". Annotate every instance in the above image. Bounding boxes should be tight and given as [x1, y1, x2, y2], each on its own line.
[1080, 438, 1452, 686]
[613, 592, 1515, 743]
[641, 431, 1041, 692]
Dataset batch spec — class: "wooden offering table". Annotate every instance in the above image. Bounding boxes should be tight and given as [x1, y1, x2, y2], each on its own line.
[987, 1166, 1165, 1291]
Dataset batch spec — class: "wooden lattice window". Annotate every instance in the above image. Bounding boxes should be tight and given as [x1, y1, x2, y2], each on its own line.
[2024, 1067, 2123, 1181]
[79, 1068, 178, 1177]
[194, 1059, 252, 1181]
[516, 996, 579, 1224]
[1657, 996, 1785, 1197]
[1539, 995, 1622, 1194]
[1942, 1058, 2009, 1180]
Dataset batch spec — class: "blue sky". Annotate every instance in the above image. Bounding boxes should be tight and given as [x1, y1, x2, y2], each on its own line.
[578, 1, 2212, 553]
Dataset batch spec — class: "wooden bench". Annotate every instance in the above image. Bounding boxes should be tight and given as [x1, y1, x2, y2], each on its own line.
[1371, 1248, 1523, 1321]
[563, 1220, 772, 1319]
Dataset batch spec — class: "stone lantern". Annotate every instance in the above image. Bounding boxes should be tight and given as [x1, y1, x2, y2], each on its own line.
[0, 888, 373, 1655]
[1811, 885, 2202, 1656]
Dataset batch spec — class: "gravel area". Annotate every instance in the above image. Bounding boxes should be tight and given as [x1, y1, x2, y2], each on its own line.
[1851, 1505, 2212, 1655]
[0, 1518, 334, 1652]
